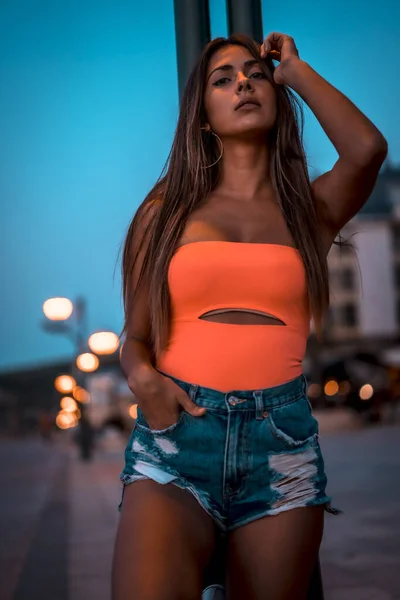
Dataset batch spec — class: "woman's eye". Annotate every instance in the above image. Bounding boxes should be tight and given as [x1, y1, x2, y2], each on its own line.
[250, 71, 267, 79]
[213, 77, 231, 87]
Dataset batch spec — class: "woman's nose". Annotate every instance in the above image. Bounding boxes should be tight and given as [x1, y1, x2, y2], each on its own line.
[237, 75, 253, 93]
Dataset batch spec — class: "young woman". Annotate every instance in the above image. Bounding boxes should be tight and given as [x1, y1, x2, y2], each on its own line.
[112, 32, 387, 600]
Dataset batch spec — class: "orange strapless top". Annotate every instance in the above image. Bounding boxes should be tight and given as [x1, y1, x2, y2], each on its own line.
[157, 241, 310, 392]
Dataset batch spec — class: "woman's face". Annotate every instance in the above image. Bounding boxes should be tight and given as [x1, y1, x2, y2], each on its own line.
[204, 44, 277, 139]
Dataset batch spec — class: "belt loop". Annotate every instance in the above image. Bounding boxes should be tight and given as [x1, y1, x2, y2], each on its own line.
[189, 384, 198, 402]
[253, 390, 264, 420]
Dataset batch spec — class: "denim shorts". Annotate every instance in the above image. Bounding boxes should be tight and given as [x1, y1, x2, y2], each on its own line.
[120, 373, 337, 532]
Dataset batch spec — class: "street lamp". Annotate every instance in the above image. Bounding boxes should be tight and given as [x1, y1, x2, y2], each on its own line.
[73, 386, 90, 403]
[56, 410, 78, 430]
[55, 375, 76, 394]
[42, 296, 87, 349]
[129, 404, 138, 419]
[76, 352, 99, 373]
[42, 295, 120, 459]
[43, 297, 73, 321]
[88, 331, 119, 355]
[60, 396, 78, 412]
[42, 296, 91, 459]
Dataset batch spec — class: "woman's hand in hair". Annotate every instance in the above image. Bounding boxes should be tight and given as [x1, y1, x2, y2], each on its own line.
[260, 32, 302, 86]
[128, 364, 206, 430]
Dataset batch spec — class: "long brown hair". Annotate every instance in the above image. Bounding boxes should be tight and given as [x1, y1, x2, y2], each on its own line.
[122, 35, 329, 357]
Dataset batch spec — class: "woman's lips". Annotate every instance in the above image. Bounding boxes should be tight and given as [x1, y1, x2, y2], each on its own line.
[236, 102, 260, 111]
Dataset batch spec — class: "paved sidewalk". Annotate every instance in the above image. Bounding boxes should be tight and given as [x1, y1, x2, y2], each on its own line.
[0, 437, 69, 600]
[68, 445, 122, 600]
[320, 426, 400, 600]
[1, 423, 399, 600]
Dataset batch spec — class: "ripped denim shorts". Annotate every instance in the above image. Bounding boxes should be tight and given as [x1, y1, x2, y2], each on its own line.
[119, 373, 336, 532]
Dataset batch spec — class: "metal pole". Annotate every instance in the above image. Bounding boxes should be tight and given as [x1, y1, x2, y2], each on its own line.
[173, 2, 324, 599]
[226, 0, 264, 43]
[74, 296, 87, 353]
[173, 0, 211, 101]
[73, 297, 94, 461]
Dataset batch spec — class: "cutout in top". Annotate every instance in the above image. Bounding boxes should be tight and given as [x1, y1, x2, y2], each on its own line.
[199, 309, 286, 326]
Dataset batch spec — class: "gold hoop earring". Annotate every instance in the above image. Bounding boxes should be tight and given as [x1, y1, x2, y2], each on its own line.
[201, 126, 224, 169]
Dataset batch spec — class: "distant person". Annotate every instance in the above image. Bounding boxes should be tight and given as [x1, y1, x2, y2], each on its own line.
[112, 32, 387, 599]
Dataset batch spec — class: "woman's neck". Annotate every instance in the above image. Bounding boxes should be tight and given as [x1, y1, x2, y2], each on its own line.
[217, 138, 272, 201]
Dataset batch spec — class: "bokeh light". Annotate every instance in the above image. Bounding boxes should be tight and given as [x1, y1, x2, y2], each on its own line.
[73, 386, 90, 403]
[129, 404, 138, 419]
[60, 396, 78, 412]
[76, 352, 99, 372]
[55, 375, 76, 394]
[88, 331, 119, 355]
[324, 380, 339, 396]
[359, 384, 374, 400]
[43, 297, 73, 321]
[56, 410, 78, 429]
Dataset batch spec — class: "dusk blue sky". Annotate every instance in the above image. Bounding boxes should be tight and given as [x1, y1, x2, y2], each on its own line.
[1, 0, 399, 372]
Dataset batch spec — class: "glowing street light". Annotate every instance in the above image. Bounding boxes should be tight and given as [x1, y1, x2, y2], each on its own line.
[88, 331, 119, 355]
[56, 410, 78, 430]
[55, 375, 76, 394]
[324, 380, 339, 396]
[43, 297, 73, 321]
[40, 295, 94, 460]
[129, 404, 138, 419]
[359, 384, 374, 400]
[73, 386, 90, 403]
[60, 396, 78, 412]
[76, 352, 99, 373]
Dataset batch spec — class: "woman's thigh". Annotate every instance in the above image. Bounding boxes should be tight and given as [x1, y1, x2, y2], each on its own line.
[112, 479, 217, 600]
[226, 506, 324, 600]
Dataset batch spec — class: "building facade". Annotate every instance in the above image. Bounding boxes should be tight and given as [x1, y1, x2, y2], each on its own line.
[327, 219, 398, 343]
[326, 162, 400, 346]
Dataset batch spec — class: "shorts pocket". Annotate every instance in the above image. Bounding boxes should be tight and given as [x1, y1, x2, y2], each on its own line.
[135, 407, 188, 436]
[265, 395, 319, 448]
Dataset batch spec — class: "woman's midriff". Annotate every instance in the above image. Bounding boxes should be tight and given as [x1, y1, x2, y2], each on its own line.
[157, 320, 307, 392]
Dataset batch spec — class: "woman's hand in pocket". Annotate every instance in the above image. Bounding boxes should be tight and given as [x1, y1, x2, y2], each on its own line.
[128, 365, 206, 430]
